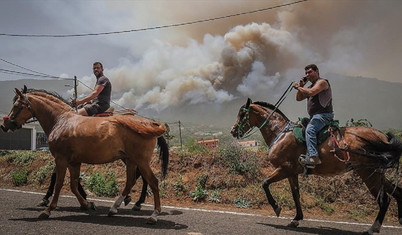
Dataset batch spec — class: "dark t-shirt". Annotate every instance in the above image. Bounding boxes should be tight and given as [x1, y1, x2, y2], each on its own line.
[93, 75, 111, 108]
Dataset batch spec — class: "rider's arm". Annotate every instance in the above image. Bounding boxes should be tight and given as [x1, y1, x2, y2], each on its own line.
[295, 80, 329, 101]
[74, 85, 105, 106]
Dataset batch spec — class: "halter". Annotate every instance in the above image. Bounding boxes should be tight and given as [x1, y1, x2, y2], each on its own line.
[3, 93, 36, 128]
[235, 81, 295, 142]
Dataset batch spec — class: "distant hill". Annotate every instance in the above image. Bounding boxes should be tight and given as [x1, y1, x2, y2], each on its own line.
[1, 75, 401, 131]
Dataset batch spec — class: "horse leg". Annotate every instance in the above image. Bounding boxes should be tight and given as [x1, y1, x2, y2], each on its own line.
[68, 164, 95, 210]
[356, 170, 390, 234]
[38, 167, 57, 207]
[287, 175, 303, 227]
[262, 167, 287, 218]
[383, 178, 402, 225]
[39, 159, 67, 219]
[137, 164, 160, 224]
[108, 163, 137, 216]
[132, 169, 148, 211]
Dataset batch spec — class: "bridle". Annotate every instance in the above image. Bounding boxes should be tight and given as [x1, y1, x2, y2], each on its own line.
[2, 93, 36, 131]
[234, 81, 295, 140]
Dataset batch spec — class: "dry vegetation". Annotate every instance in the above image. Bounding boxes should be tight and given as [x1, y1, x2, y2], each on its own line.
[0, 148, 401, 226]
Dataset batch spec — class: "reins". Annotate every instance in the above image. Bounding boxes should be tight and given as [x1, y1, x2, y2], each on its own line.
[237, 81, 294, 139]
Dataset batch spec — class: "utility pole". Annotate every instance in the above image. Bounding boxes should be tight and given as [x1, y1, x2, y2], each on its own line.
[178, 120, 183, 150]
[74, 76, 78, 112]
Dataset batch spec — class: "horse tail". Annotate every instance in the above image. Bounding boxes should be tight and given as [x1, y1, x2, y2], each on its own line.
[157, 136, 169, 178]
[356, 132, 402, 168]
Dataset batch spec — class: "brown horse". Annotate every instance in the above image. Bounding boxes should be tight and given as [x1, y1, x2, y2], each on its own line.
[231, 98, 402, 234]
[1, 87, 169, 223]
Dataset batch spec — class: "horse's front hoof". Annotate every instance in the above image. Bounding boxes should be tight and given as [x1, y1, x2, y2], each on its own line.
[287, 220, 299, 228]
[38, 211, 50, 219]
[132, 204, 141, 211]
[274, 206, 282, 217]
[108, 207, 118, 217]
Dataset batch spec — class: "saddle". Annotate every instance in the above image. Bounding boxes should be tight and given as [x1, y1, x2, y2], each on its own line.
[293, 117, 340, 145]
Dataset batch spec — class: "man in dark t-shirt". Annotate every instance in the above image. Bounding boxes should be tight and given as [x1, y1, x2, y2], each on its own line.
[73, 62, 112, 116]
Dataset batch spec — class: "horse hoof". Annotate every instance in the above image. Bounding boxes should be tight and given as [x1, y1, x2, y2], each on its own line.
[132, 204, 141, 211]
[274, 206, 282, 217]
[89, 202, 96, 210]
[287, 220, 299, 228]
[38, 211, 50, 219]
[146, 210, 160, 224]
[37, 199, 49, 207]
[147, 216, 157, 224]
[108, 208, 118, 217]
[124, 196, 132, 206]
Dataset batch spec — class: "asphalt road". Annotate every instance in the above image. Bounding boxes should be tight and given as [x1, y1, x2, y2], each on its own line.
[0, 188, 401, 234]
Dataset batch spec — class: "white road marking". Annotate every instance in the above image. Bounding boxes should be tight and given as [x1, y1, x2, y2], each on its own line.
[1, 187, 401, 229]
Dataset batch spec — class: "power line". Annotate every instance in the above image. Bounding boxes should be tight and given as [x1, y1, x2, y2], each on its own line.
[0, 0, 308, 38]
[0, 58, 53, 77]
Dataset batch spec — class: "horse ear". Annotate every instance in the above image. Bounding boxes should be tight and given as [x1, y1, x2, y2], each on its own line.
[22, 85, 27, 94]
[15, 88, 24, 98]
[246, 98, 252, 108]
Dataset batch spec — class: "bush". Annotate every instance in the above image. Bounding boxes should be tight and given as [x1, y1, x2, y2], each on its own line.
[5, 151, 36, 166]
[85, 170, 119, 197]
[219, 142, 259, 177]
[11, 169, 28, 186]
[233, 196, 251, 208]
[185, 138, 208, 153]
[173, 174, 185, 196]
[190, 174, 209, 202]
[35, 161, 55, 184]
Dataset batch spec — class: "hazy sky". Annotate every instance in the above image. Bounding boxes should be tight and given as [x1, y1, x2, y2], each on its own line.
[1, 0, 401, 112]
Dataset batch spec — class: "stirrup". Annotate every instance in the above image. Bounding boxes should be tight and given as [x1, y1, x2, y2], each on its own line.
[299, 155, 320, 169]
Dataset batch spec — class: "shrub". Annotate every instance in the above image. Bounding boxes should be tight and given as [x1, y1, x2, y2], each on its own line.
[190, 174, 209, 201]
[219, 142, 259, 177]
[35, 161, 55, 184]
[233, 196, 251, 208]
[85, 170, 118, 197]
[173, 174, 185, 196]
[11, 169, 28, 186]
[209, 189, 222, 203]
[5, 151, 36, 166]
[185, 138, 208, 153]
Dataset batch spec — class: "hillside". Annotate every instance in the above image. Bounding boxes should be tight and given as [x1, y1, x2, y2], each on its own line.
[0, 149, 401, 226]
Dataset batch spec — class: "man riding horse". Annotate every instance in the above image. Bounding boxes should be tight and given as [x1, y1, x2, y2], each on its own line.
[293, 64, 334, 168]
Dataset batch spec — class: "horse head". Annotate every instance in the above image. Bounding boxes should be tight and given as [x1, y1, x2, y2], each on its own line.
[231, 98, 254, 138]
[1, 86, 34, 132]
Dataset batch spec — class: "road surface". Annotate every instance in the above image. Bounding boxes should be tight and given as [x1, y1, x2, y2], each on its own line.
[0, 188, 401, 234]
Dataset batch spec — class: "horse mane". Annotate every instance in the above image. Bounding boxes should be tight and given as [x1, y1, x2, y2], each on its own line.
[14, 89, 72, 107]
[253, 101, 289, 121]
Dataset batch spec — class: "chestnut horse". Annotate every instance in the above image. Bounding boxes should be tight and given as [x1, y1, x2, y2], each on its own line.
[231, 98, 402, 234]
[1, 87, 169, 223]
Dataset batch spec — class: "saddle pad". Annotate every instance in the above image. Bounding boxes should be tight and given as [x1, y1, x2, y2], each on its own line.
[293, 119, 339, 145]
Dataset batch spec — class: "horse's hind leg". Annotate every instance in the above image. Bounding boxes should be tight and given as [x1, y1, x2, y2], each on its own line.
[108, 163, 137, 216]
[287, 175, 303, 227]
[383, 178, 402, 225]
[132, 169, 148, 211]
[68, 164, 95, 210]
[137, 164, 160, 224]
[356, 169, 390, 234]
[39, 159, 67, 219]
